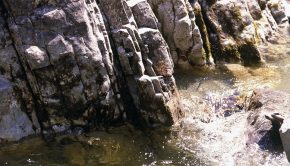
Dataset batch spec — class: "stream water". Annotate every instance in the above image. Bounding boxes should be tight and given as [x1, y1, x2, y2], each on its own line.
[0, 25, 290, 166]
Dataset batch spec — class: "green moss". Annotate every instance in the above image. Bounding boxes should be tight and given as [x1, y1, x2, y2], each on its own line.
[193, 4, 213, 64]
[232, 6, 243, 22]
[253, 22, 262, 44]
[222, 44, 241, 63]
[220, 5, 247, 39]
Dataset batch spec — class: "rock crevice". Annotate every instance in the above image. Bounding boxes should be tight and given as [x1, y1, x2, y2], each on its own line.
[0, 0, 287, 141]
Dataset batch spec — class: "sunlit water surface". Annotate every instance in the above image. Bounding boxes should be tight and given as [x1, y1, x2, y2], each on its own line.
[1, 26, 290, 166]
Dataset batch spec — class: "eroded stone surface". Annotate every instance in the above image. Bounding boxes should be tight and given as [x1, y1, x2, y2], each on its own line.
[0, 0, 288, 141]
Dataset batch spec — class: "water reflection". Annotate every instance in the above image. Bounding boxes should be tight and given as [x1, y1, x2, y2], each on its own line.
[0, 126, 204, 166]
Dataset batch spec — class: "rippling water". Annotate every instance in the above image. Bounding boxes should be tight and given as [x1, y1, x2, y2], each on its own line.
[1, 26, 290, 166]
[173, 25, 290, 166]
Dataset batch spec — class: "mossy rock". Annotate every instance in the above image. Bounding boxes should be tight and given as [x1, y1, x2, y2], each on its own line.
[238, 41, 262, 66]
[193, 4, 213, 64]
[222, 44, 241, 63]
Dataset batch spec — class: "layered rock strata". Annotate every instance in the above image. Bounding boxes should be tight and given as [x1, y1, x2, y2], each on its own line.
[0, 0, 287, 141]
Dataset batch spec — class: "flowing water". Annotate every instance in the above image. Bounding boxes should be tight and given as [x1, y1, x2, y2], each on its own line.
[0, 26, 290, 166]
[172, 24, 290, 166]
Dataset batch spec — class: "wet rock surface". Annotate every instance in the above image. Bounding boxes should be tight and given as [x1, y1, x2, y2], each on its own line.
[0, 0, 288, 142]
[246, 89, 290, 151]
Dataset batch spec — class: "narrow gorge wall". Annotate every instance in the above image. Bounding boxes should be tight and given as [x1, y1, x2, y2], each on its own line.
[0, 0, 287, 142]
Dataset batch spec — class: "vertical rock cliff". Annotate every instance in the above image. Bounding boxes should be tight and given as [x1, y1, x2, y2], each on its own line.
[0, 0, 287, 142]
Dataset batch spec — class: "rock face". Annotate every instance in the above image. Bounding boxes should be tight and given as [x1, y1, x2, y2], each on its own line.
[0, 0, 287, 141]
[246, 89, 290, 151]
[199, 0, 288, 65]
[148, 0, 208, 66]
[0, 77, 36, 141]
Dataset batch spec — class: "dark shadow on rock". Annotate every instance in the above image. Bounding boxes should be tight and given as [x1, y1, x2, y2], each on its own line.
[246, 89, 290, 153]
[257, 123, 284, 153]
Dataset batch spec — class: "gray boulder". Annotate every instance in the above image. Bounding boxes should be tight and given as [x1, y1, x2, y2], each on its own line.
[0, 77, 35, 142]
[246, 89, 290, 151]
[280, 117, 290, 162]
